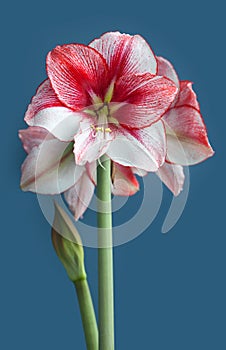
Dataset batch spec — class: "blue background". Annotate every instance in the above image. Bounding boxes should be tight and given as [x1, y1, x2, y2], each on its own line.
[1, 0, 225, 349]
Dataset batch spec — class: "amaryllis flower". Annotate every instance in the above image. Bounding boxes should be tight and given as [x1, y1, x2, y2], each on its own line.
[19, 126, 139, 220]
[24, 32, 178, 172]
[155, 56, 214, 195]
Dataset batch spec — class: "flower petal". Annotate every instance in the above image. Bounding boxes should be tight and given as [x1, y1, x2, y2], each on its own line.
[157, 56, 179, 88]
[64, 172, 95, 220]
[27, 108, 82, 142]
[85, 161, 97, 185]
[163, 106, 214, 165]
[73, 120, 113, 165]
[112, 74, 178, 128]
[107, 121, 166, 171]
[156, 162, 185, 196]
[89, 32, 157, 81]
[25, 80, 82, 141]
[111, 163, 139, 196]
[176, 81, 200, 110]
[21, 138, 83, 194]
[46, 44, 109, 110]
[132, 168, 148, 177]
[19, 126, 52, 153]
[25, 79, 63, 120]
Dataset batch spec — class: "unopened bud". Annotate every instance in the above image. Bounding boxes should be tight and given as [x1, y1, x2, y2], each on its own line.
[51, 202, 86, 282]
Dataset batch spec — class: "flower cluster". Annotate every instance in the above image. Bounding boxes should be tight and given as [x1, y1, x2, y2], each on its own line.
[19, 32, 214, 219]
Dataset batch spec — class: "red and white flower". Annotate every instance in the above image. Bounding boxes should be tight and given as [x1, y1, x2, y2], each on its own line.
[24, 32, 178, 172]
[19, 31, 214, 219]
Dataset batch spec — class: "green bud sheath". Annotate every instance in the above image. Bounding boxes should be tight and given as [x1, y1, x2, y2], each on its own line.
[51, 202, 98, 350]
[51, 202, 86, 282]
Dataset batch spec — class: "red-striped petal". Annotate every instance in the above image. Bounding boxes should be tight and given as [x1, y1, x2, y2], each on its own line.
[156, 162, 185, 196]
[107, 121, 166, 171]
[112, 74, 178, 128]
[25, 79, 63, 121]
[112, 163, 139, 196]
[163, 106, 214, 165]
[176, 81, 200, 110]
[25, 80, 81, 141]
[89, 32, 157, 81]
[46, 44, 109, 110]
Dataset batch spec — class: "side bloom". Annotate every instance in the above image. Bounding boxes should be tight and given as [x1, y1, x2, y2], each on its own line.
[155, 56, 214, 195]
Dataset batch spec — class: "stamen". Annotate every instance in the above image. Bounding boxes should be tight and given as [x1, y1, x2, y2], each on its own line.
[105, 128, 112, 133]
[90, 125, 112, 133]
[89, 103, 114, 137]
[96, 126, 104, 132]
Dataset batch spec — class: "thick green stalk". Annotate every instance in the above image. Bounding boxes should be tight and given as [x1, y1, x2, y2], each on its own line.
[97, 155, 115, 350]
[74, 278, 98, 350]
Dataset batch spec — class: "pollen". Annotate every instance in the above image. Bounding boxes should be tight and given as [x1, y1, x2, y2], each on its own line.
[90, 125, 112, 133]
[105, 128, 112, 133]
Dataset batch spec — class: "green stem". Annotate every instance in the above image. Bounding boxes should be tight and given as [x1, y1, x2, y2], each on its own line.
[74, 278, 98, 350]
[97, 155, 115, 350]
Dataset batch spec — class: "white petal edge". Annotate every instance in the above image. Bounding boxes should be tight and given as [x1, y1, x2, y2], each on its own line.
[21, 138, 83, 194]
[19, 126, 52, 153]
[163, 106, 214, 165]
[157, 56, 180, 88]
[107, 121, 166, 172]
[64, 172, 95, 220]
[26, 106, 82, 141]
[156, 162, 185, 196]
[89, 31, 157, 76]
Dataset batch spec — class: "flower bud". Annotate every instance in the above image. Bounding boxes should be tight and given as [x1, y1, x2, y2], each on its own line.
[51, 202, 86, 282]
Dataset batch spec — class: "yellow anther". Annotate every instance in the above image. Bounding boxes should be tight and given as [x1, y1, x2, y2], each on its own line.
[90, 125, 104, 132]
[96, 126, 104, 132]
[90, 125, 112, 133]
[105, 128, 112, 133]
